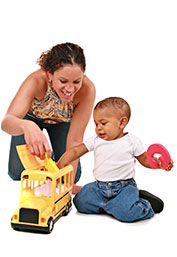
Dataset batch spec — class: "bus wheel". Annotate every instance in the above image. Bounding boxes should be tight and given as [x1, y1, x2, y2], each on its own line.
[47, 218, 54, 233]
[64, 203, 70, 216]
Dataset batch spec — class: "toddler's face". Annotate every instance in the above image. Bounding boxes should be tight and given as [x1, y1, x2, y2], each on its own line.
[93, 107, 125, 141]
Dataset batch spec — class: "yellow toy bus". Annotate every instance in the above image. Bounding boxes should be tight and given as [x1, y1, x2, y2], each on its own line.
[11, 145, 74, 233]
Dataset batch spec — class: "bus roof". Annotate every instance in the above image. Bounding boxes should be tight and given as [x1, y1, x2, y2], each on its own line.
[17, 144, 73, 180]
[21, 165, 73, 181]
[17, 144, 60, 172]
[17, 145, 46, 170]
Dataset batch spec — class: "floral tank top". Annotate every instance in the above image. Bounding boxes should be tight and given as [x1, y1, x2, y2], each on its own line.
[28, 82, 74, 124]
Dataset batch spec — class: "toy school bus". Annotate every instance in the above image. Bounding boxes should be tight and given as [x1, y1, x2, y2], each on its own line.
[11, 145, 74, 233]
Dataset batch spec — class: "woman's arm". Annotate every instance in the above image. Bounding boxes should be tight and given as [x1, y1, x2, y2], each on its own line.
[65, 75, 95, 180]
[68, 75, 95, 145]
[1, 70, 52, 159]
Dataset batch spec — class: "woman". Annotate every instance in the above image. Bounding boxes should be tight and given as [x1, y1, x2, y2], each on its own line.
[1, 42, 95, 183]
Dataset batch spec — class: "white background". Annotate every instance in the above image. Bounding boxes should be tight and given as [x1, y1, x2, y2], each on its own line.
[0, 0, 176, 256]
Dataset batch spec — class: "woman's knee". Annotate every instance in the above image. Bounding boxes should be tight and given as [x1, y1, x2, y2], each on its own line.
[8, 155, 24, 180]
[8, 170, 21, 181]
[8, 135, 26, 180]
[74, 161, 81, 183]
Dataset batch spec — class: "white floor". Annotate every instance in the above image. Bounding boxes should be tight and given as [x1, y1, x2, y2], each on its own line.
[1, 151, 176, 257]
[1, 1, 177, 256]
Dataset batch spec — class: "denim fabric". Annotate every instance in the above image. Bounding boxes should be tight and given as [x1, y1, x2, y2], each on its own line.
[73, 179, 154, 222]
[8, 114, 81, 183]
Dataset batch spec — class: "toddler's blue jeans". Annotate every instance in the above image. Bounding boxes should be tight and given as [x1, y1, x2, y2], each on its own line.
[73, 179, 154, 222]
[8, 114, 81, 183]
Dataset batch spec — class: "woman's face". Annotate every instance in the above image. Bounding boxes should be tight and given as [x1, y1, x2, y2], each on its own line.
[48, 64, 84, 102]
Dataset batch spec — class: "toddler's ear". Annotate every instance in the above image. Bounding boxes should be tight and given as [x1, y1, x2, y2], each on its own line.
[120, 116, 129, 129]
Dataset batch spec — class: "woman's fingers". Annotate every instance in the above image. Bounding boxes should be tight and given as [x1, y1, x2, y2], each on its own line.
[27, 139, 51, 160]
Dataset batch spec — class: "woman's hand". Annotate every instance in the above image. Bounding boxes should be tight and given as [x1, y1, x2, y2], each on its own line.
[23, 120, 51, 159]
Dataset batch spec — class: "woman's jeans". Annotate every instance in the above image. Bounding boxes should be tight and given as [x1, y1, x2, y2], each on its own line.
[8, 114, 81, 183]
[73, 179, 154, 222]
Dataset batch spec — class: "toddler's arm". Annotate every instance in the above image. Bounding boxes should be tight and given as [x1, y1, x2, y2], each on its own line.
[136, 152, 151, 168]
[136, 152, 173, 171]
[57, 143, 88, 169]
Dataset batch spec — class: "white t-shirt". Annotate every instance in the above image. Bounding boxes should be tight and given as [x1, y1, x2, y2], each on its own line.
[84, 133, 145, 182]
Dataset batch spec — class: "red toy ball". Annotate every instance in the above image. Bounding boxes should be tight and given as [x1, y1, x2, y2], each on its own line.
[147, 143, 171, 170]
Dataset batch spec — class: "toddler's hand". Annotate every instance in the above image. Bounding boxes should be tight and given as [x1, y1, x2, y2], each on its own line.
[154, 157, 174, 171]
[165, 160, 174, 171]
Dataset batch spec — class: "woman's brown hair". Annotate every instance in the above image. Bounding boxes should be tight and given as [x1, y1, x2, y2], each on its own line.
[37, 42, 86, 74]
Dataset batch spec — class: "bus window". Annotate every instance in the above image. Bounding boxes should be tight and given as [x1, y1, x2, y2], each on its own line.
[56, 178, 61, 197]
[60, 176, 65, 194]
[22, 177, 52, 198]
[23, 178, 28, 189]
[34, 181, 52, 197]
[65, 173, 70, 189]
[55, 170, 73, 199]
[65, 171, 73, 189]
[55, 176, 65, 197]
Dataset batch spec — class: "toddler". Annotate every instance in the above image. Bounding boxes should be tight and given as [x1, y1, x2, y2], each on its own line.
[58, 97, 173, 222]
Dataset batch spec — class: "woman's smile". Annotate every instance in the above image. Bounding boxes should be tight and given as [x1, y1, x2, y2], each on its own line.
[60, 90, 74, 100]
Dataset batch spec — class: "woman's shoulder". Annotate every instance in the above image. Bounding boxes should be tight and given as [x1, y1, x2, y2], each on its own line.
[74, 75, 95, 105]
[25, 69, 47, 85]
[80, 75, 95, 95]
[23, 69, 48, 99]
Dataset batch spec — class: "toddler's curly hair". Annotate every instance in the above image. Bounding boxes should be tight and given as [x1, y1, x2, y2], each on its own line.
[94, 97, 131, 121]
